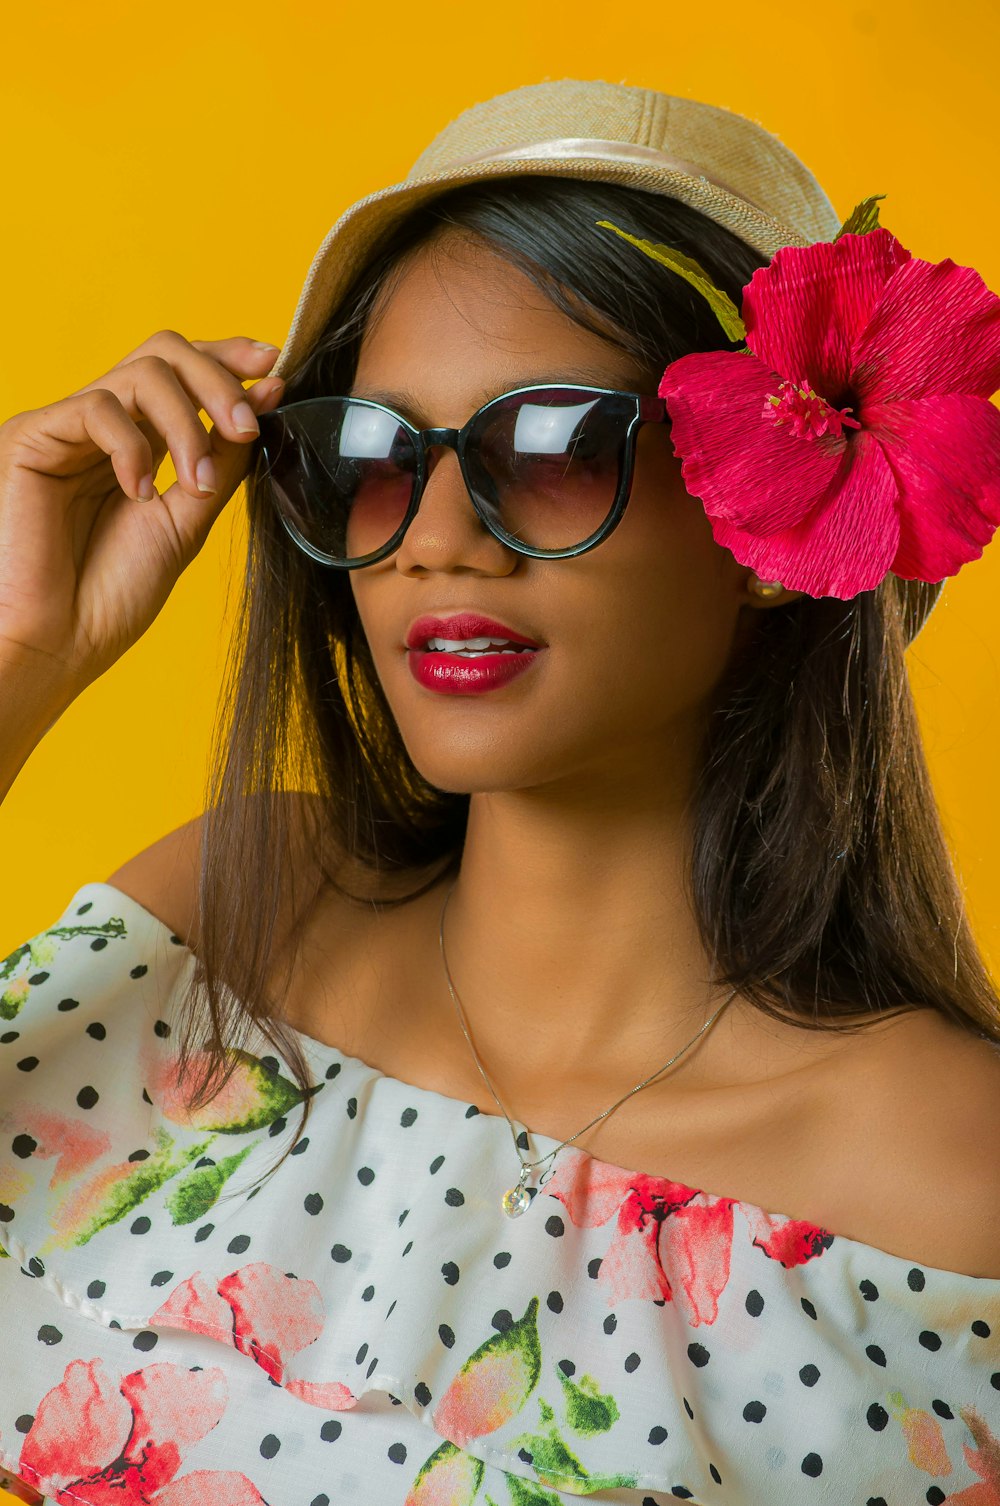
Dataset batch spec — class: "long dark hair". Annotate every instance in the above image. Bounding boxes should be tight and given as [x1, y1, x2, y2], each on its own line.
[171, 176, 1000, 1191]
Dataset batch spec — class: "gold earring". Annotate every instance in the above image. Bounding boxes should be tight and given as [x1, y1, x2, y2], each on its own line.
[748, 576, 784, 599]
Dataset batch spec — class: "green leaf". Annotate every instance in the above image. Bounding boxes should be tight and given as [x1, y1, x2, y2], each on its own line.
[0, 976, 31, 1021]
[503, 1409, 635, 1493]
[557, 1369, 620, 1436]
[62, 1128, 216, 1248]
[164, 1143, 257, 1223]
[834, 195, 886, 239]
[513, 1403, 638, 1495]
[407, 1442, 484, 1505]
[538, 1396, 556, 1425]
[596, 220, 746, 341]
[0, 918, 127, 986]
[434, 1297, 542, 1436]
[166, 1047, 324, 1134]
[510, 1427, 586, 1492]
[506, 1476, 562, 1505]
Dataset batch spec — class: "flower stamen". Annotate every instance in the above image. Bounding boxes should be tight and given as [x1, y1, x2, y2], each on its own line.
[764, 380, 863, 440]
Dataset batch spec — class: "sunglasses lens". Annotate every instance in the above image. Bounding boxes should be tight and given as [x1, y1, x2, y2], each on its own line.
[260, 399, 418, 563]
[464, 390, 633, 551]
[260, 389, 637, 565]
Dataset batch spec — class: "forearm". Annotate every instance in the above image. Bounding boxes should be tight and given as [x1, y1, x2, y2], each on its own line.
[0, 646, 79, 808]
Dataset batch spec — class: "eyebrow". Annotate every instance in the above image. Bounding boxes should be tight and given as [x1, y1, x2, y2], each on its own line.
[346, 366, 651, 426]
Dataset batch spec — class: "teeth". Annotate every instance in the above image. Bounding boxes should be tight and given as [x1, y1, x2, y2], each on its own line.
[424, 635, 532, 655]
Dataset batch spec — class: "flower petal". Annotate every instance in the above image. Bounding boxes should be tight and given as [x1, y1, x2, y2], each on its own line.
[853, 256, 1000, 405]
[743, 228, 911, 396]
[544, 1148, 632, 1228]
[11, 1104, 111, 1186]
[150, 1271, 235, 1344]
[868, 394, 1000, 579]
[219, 1261, 326, 1381]
[660, 350, 845, 533]
[117, 1363, 229, 1493]
[709, 430, 901, 597]
[598, 1214, 674, 1304]
[18, 1358, 133, 1494]
[658, 1195, 735, 1327]
[283, 1377, 358, 1409]
[741, 1204, 835, 1266]
[155, 1469, 270, 1506]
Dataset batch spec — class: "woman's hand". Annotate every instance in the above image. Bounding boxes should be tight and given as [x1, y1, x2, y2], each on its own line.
[0, 330, 285, 695]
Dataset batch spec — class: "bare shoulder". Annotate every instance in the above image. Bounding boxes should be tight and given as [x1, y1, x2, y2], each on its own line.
[105, 813, 204, 946]
[818, 1007, 1000, 1276]
[104, 792, 335, 953]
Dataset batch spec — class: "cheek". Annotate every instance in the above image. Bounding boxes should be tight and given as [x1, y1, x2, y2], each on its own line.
[607, 441, 742, 655]
[575, 455, 745, 721]
[347, 575, 376, 656]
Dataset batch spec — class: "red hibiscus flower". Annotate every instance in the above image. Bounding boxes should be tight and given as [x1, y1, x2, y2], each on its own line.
[545, 1151, 833, 1325]
[149, 1259, 356, 1410]
[12, 1355, 265, 1505]
[658, 226, 1000, 598]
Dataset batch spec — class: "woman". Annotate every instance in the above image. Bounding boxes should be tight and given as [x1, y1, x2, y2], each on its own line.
[1, 78, 999, 1506]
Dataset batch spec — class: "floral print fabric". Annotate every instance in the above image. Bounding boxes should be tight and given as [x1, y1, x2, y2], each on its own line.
[0, 882, 998, 1506]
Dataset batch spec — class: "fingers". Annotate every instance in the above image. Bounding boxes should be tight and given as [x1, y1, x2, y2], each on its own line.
[153, 375, 285, 557]
[100, 352, 258, 500]
[203, 372, 286, 501]
[1, 330, 289, 526]
[102, 330, 281, 386]
[0, 331, 292, 688]
[75, 332, 286, 501]
[2, 387, 160, 503]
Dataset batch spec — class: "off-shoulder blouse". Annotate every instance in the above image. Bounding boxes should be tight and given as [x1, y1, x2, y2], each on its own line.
[0, 883, 997, 1505]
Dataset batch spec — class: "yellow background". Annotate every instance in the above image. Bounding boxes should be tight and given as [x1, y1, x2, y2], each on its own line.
[1, 0, 999, 1002]
[0, 0, 997, 1489]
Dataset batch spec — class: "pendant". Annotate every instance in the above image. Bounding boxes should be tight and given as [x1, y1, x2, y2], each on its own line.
[501, 1165, 531, 1219]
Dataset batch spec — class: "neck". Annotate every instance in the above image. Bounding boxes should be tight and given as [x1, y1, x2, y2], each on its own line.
[433, 761, 749, 1101]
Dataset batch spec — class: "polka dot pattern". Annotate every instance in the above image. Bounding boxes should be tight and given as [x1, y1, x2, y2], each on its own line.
[0, 882, 997, 1506]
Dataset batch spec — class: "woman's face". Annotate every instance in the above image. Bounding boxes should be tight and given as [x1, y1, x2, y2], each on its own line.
[347, 230, 759, 799]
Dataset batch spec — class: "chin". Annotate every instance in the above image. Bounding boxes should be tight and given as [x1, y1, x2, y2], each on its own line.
[399, 739, 558, 798]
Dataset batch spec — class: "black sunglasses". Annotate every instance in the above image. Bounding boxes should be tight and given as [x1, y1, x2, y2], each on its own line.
[255, 383, 669, 569]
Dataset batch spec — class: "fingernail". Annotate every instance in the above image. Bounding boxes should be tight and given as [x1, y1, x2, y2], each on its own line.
[253, 341, 280, 351]
[137, 474, 155, 502]
[232, 400, 260, 434]
[196, 456, 218, 494]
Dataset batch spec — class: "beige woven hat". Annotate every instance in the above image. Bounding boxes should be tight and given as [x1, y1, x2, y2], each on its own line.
[267, 78, 943, 641]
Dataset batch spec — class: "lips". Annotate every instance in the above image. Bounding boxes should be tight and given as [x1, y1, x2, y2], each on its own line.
[405, 613, 543, 650]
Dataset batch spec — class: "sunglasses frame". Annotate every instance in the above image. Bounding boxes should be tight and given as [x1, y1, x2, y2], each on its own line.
[256, 382, 669, 569]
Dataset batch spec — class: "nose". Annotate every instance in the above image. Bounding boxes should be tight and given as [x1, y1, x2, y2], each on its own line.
[421, 428, 481, 500]
[392, 435, 509, 572]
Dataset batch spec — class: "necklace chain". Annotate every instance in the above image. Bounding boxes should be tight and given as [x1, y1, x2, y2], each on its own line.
[438, 879, 740, 1214]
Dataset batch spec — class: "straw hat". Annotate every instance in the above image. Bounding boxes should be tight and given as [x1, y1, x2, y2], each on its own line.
[267, 78, 943, 641]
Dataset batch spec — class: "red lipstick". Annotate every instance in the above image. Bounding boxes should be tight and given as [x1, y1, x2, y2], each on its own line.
[404, 612, 545, 696]
[405, 613, 542, 650]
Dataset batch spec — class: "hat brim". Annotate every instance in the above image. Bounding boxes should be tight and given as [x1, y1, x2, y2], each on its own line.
[268, 153, 810, 386]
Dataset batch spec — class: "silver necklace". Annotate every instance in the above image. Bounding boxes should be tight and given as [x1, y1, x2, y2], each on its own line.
[438, 879, 740, 1219]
